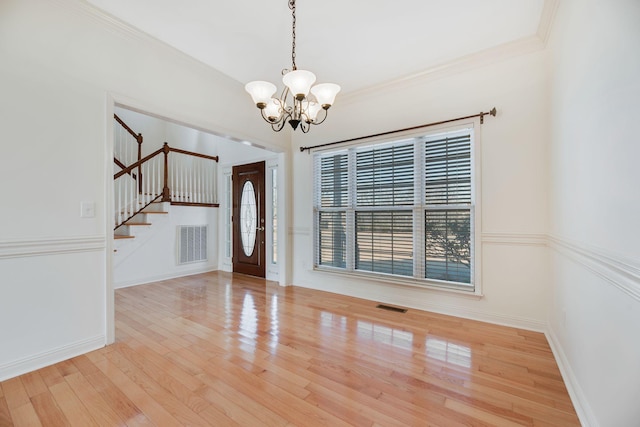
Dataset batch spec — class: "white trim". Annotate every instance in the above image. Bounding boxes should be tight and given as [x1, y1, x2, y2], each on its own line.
[0, 335, 105, 382]
[0, 236, 105, 259]
[312, 266, 480, 297]
[289, 227, 311, 236]
[113, 266, 218, 289]
[56, 0, 557, 103]
[294, 278, 546, 332]
[482, 232, 548, 246]
[53, 0, 221, 79]
[340, 36, 546, 103]
[549, 234, 640, 302]
[537, 0, 560, 44]
[412, 300, 547, 332]
[546, 326, 600, 427]
[105, 93, 116, 346]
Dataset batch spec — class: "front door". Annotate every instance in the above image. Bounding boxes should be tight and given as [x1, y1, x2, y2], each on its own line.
[232, 161, 266, 277]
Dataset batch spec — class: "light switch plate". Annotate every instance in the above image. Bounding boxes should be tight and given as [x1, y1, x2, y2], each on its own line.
[80, 201, 95, 218]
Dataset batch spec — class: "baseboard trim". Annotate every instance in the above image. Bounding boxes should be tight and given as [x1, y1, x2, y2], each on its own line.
[114, 266, 218, 289]
[0, 236, 105, 259]
[0, 335, 105, 382]
[294, 280, 546, 333]
[545, 326, 599, 427]
[407, 299, 547, 332]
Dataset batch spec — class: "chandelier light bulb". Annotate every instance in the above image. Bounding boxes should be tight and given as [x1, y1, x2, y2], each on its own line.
[245, 81, 277, 108]
[264, 98, 282, 122]
[282, 70, 316, 100]
[305, 102, 322, 122]
[311, 83, 341, 109]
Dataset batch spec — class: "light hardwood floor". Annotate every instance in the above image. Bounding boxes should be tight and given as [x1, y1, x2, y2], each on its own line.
[0, 271, 580, 426]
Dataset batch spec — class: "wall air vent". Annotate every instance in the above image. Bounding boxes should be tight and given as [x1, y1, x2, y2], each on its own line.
[178, 225, 207, 265]
[376, 304, 408, 313]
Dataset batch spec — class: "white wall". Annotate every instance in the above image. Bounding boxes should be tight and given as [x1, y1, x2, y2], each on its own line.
[114, 106, 226, 156]
[113, 205, 218, 288]
[0, 0, 287, 381]
[290, 48, 551, 330]
[547, 0, 640, 425]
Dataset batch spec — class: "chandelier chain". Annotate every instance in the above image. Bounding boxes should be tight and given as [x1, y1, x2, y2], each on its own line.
[289, 0, 297, 70]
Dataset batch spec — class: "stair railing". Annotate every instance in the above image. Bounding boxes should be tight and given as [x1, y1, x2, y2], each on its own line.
[114, 143, 219, 229]
[114, 114, 143, 192]
[169, 147, 219, 206]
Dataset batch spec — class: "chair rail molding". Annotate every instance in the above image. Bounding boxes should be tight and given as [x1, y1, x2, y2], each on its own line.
[0, 236, 105, 259]
[481, 232, 548, 246]
[548, 234, 640, 302]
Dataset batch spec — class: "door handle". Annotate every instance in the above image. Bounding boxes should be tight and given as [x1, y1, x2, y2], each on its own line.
[257, 226, 265, 232]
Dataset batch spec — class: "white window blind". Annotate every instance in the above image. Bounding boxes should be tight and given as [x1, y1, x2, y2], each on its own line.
[314, 127, 476, 290]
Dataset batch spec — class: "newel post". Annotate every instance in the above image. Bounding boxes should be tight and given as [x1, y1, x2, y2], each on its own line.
[162, 142, 171, 202]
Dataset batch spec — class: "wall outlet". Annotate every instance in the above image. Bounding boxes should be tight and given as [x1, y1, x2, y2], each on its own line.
[80, 201, 95, 218]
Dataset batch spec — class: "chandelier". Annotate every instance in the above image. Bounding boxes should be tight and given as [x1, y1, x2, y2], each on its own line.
[245, 0, 340, 133]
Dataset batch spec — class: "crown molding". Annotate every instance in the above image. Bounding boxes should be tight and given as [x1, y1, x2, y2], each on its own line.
[50, 0, 238, 81]
[339, 35, 546, 104]
[537, 0, 560, 45]
[56, 0, 557, 106]
[338, 0, 559, 103]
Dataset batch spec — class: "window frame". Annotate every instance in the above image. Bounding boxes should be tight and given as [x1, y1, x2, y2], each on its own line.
[312, 123, 482, 295]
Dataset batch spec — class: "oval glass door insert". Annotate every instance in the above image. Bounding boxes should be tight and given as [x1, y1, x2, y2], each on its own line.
[240, 180, 257, 256]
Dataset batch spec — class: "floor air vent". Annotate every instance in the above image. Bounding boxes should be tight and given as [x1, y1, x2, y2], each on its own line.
[178, 225, 207, 265]
[376, 304, 407, 313]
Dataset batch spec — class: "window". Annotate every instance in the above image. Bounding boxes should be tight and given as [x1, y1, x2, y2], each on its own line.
[313, 127, 476, 290]
[270, 167, 278, 265]
[223, 173, 232, 259]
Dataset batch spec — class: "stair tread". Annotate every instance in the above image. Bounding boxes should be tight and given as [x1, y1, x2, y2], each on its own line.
[114, 235, 135, 240]
[142, 211, 169, 214]
[124, 222, 152, 226]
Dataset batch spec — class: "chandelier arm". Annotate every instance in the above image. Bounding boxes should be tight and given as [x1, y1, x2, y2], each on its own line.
[311, 108, 329, 125]
[271, 119, 288, 132]
[293, 100, 304, 120]
[259, 108, 282, 125]
[279, 85, 290, 102]
[300, 120, 310, 133]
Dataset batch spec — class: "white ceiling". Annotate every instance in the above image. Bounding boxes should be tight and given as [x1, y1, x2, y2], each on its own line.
[86, 0, 547, 95]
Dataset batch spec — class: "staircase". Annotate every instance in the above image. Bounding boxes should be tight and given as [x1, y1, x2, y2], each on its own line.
[113, 114, 218, 242]
[114, 201, 168, 241]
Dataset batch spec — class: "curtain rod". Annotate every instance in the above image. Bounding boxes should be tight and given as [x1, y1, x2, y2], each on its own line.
[299, 107, 497, 153]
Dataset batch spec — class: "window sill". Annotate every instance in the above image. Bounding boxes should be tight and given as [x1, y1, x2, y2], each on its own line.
[312, 266, 483, 298]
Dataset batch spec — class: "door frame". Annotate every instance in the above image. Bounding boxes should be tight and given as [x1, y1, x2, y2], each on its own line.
[105, 93, 290, 347]
[232, 161, 266, 277]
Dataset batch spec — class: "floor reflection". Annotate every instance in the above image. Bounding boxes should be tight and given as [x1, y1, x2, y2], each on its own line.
[269, 293, 279, 350]
[356, 320, 414, 350]
[320, 311, 347, 331]
[239, 293, 257, 337]
[426, 337, 472, 368]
